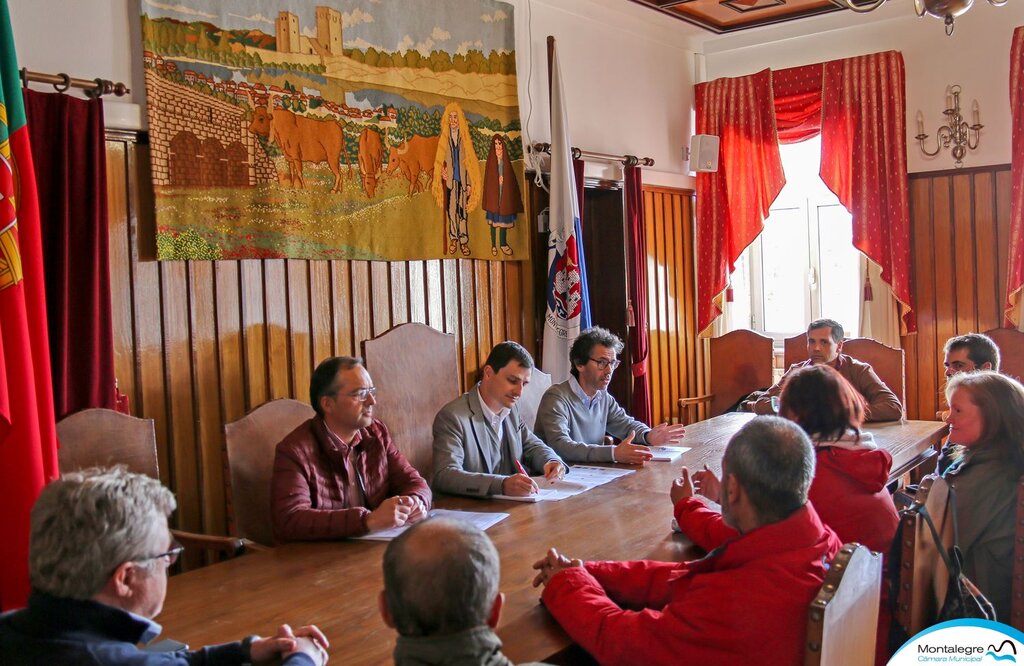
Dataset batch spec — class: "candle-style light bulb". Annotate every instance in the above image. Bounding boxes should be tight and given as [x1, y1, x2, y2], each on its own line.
[972, 99, 980, 125]
[916, 110, 925, 135]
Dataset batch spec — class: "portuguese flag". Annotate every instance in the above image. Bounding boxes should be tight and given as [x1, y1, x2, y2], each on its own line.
[0, 0, 59, 610]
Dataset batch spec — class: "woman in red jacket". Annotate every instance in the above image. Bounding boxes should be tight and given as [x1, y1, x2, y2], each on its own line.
[674, 364, 898, 553]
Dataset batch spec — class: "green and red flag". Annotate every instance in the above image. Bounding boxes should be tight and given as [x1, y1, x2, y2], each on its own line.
[0, 0, 59, 610]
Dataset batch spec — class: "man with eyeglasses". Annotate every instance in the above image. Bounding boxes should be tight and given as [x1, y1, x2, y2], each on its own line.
[432, 341, 566, 497]
[0, 467, 329, 664]
[271, 356, 431, 541]
[535, 327, 685, 464]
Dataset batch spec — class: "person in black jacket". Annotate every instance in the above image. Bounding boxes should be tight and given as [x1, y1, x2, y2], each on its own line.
[0, 466, 329, 665]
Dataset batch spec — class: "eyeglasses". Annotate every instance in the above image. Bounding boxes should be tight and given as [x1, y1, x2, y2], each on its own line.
[347, 386, 377, 402]
[589, 357, 621, 370]
[138, 539, 184, 567]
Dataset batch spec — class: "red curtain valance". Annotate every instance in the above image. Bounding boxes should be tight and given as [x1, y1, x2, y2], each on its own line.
[694, 51, 916, 335]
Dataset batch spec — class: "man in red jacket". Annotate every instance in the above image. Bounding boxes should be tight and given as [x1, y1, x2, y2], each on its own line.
[531, 417, 842, 666]
[271, 357, 431, 541]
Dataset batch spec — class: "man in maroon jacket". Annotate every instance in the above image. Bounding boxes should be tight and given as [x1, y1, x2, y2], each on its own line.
[271, 356, 431, 541]
[531, 417, 842, 666]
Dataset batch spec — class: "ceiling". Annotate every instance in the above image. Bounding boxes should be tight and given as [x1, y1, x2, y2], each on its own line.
[627, 0, 874, 34]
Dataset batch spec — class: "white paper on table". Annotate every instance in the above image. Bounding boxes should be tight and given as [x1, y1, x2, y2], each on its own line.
[353, 508, 510, 541]
[493, 476, 593, 502]
[564, 465, 635, 488]
[648, 446, 690, 462]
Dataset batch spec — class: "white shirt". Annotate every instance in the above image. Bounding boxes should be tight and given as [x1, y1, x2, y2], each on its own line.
[476, 385, 510, 442]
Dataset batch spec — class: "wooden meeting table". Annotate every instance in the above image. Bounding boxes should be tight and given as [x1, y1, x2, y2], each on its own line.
[156, 413, 946, 665]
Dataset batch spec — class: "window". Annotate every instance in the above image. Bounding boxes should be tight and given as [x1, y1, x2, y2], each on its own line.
[725, 137, 862, 340]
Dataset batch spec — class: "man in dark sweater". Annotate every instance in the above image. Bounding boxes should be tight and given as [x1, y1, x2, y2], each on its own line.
[0, 467, 328, 665]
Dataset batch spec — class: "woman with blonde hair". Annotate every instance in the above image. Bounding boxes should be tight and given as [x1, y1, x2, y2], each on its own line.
[940, 370, 1024, 621]
[432, 102, 481, 257]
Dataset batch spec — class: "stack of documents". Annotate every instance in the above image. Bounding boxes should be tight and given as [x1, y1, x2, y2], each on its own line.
[493, 465, 635, 503]
[355, 509, 509, 541]
[648, 446, 690, 462]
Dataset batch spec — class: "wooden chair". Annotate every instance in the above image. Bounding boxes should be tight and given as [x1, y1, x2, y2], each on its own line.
[1012, 476, 1024, 630]
[56, 408, 253, 560]
[894, 475, 953, 637]
[362, 323, 460, 482]
[784, 333, 806, 370]
[842, 338, 906, 410]
[805, 543, 883, 666]
[519, 366, 552, 432]
[678, 329, 773, 425]
[224, 398, 315, 547]
[985, 327, 1024, 382]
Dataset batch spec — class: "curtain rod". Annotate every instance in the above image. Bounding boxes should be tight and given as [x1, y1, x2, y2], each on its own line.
[530, 142, 654, 167]
[20, 68, 130, 98]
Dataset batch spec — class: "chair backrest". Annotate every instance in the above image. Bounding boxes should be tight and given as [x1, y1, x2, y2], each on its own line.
[56, 408, 160, 479]
[1013, 476, 1024, 630]
[784, 333, 806, 370]
[519, 366, 552, 432]
[225, 398, 314, 546]
[984, 327, 1024, 383]
[362, 323, 460, 482]
[895, 474, 954, 636]
[805, 544, 883, 666]
[842, 338, 906, 408]
[709, 329, 774, 417]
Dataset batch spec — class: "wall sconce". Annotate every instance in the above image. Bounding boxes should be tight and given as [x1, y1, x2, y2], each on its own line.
[915, 85, 982, 168]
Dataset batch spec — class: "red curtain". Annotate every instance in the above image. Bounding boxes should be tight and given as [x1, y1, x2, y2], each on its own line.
[1007, 26, 1024, 327]
[694, 52, 915, 335]
[624, 165, 652, 424]
[819, 51, 915, 333]
[694, 69, 785, 335]
[23, 90, 115, 419]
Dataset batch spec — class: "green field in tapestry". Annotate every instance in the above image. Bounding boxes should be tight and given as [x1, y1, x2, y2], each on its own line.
[154, 159, 529, 261]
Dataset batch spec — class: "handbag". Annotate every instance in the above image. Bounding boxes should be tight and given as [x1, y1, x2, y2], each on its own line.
[915, 486, 996, 623]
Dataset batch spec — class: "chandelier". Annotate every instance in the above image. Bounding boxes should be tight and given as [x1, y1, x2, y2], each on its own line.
[915, 85, 982, 168]
[835, 0, 1008, 35]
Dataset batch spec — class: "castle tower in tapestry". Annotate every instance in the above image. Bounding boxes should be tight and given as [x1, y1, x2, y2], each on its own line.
[276, 11, 300, 53]
[315, 6, 343, 55]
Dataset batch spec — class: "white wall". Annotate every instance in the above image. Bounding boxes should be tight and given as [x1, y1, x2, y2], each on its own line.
[7, 0, 697, 187]
[702, 1, 1024, 172]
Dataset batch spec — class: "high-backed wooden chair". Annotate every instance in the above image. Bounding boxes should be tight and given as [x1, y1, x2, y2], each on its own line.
[805, 544, 883, 666]
[57, 408, 252, 560]
[894, 475, 953, 637]
[224, 398, 314, 547]
[679, 329, 773, 425]
[519, 366, 552, 432]
[1012, 476, 1024, 630]
[842, 338, 906, 410]
[985, 327, 1024, 382]
[784, 333, 806, 370]
[362, 323, 460, 482]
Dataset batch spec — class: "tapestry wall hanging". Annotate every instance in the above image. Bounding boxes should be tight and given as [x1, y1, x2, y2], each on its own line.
[140, 0, 526, 261]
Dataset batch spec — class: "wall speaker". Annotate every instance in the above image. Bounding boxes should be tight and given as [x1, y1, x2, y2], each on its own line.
[689, 134, 720, 173]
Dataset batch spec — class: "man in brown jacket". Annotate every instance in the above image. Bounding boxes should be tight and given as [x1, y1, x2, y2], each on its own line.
[745, 319, 903, 422]
[271, 356, 431, 541]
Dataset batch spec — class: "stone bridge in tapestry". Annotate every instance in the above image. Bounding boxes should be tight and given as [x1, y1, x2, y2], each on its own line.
[144, 69, 274, 187]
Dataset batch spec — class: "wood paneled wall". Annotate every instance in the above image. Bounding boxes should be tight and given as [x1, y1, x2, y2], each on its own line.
[643, 186, 704, 425]
[105, 134, 534, 538]
[901, 164, 1012, 420]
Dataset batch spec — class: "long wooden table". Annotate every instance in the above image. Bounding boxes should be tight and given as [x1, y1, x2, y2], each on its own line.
[157, 414, 946, 664]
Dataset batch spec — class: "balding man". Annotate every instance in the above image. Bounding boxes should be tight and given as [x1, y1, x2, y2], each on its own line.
[0, 467, 328, 665]
[532, 417, 842, 666]
[380, 518, 542, 666]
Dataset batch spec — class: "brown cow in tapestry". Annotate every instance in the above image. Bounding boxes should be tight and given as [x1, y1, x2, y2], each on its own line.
[249, 106, 347, 193]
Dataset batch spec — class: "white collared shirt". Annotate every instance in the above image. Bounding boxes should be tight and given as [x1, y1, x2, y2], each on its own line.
[569, 375, 601, 411]
[476, 385, 510, 441]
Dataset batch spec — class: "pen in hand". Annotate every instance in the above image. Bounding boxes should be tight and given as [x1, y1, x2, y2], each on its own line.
[513, 458, 540, 493]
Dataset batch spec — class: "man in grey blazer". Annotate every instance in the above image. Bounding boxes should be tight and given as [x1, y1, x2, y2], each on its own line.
[432, 341, 566, 498]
